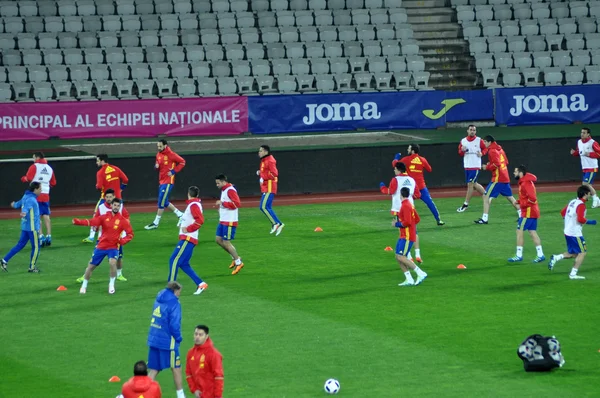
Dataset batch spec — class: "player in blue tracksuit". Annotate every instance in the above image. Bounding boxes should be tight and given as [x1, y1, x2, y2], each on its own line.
[147, 281, 186, 398]
[1, 182, 42, 273]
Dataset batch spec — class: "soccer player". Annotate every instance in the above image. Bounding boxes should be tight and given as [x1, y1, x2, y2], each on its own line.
[186, 325, 224, 398]
[214, 174, 244, 275]
[548, 185, 596, 280]
[121, 361, 162, 398]
[147, 281, 186, 398]
[457, 125, 487, 212]
[509, 165, 545, 263]
[257, 145, 284, 235]
[1, 182, 42, 273]
[76, 189, 130, 283]
[394, 144, 445, 226]
[83, 154, 129, 243]
[21, 152, 56, 247]
[380, 161, 423, 263]
[393, 187, 428, 286]
[474, 135, 519, 224]
[168, 186, 208, 295]
[145, 140, 185, 230]
[72, 197, 134, 294]
[570, 127, 600, 208]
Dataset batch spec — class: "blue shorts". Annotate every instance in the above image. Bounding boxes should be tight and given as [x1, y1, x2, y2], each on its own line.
[118, 245, 123, 259]
[158, 184, 173, 209]
[216, 223, 237, 240]
[38, 201, 51, 216]
[517, 218, 537, 231]
[582, 171, 597, 184]
[147, 346, 181, 371]
[89, 248, 119, 266]
[465, 169, 480, 184]
[485, 182, 513, 198]
[565, 235, 586, 254]
[395, 239, 414, 256]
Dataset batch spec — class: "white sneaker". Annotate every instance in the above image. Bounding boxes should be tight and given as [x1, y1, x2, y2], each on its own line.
[456, 204, 468, 213]
[269, 224, 280, 234]
[415, 274, 428, 285]
[569, 274, 585, 280]
[108, 286, 116, 294]
[398, 280, 415, 286]
[79, 287, 86, 294]
[144, 223, 158, 230]
[194, 282, 208, 295]
[275, 223, 285, 236]
[593, 200, 600, 209]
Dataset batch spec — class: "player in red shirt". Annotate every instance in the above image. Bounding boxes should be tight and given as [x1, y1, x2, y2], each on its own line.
[145, 140, 186, 230]
[257, 145, 284, 235]
[83, 154, 129, 243]
[121, 361, 162, 398]
[393, 144, 445, 226]
[393, 187, 428, 287]
[186, 325, 224, 398]
[21, 152, 56, 247]
[508, 165, 545, 263]
[72, 198, 134, 294]
[474, 136, 519, 225]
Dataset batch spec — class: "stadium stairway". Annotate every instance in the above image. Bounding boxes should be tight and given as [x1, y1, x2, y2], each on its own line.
[404, 0, 482, 90]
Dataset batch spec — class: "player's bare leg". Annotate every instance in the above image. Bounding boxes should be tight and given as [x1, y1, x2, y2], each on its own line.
[509, 229, 525, 262]
[548, 251, 586, 279]
[108, 258, 117, 294]
[475, 195, 491, 224]
[79, 263, 95, 294]
[528, 230, 545, 262]
[172, 368, 185, 398]
[216, 237, 243, 273]
[41, 215, 52, 246]
[116, 257, 127, 281]
[413, 235, 422, 263]
[459, 182, 485, 212]
[168, 203, 183, 217]
[396, 255, 427, 286]
[148, 369, 159, 379]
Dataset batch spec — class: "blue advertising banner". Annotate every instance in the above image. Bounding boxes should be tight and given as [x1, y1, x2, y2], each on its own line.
[495, 85, 600, 126]
[248, 89, 494, 134]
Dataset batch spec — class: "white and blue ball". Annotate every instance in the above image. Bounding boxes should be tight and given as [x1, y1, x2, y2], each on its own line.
[324, 378, 340, 394]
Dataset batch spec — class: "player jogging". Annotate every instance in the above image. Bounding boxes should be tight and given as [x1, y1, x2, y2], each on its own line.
[1, 182, 43, 273]
[380, 161, 424, 263]
[548, 185, 596, 280]
[570, 127, 600, 208]
[21, 152, 56, 247]
[168, 186, 208, 295]
[83, 154, 129, 243]
[457, 125, 487, 212]
[393, 144, 445, 226]
[393, 187, 428, 286]
[257, 145, 284, 235]
[474, 135, 519, 224]
[145, 140, 185, 230]
[72, 197, 134, 294]
[214, 174, 244, 275]
[76, 189, 130, 283]
[508, 165, 545, 263]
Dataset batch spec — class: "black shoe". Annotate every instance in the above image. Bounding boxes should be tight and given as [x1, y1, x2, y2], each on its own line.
[28, 267, 41, 273]
[437, 220, 446, 226]
[1, 259, 7, 272]
[474, 218, 488, 225]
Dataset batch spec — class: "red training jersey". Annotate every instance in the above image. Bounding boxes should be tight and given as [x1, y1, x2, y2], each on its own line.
[485, 142, 510, 183]
[121, 376, 162, 398]
[518, 173, 540, 219]
[393, 154, 432, 190]
[96, 163, 128, 199]
[73, 212, 133, 250]
[259, 154, 279, 194]
[22, 159, 56, 202]
[186, 337, 224, 398]
[94, 201, 130, 219]
[155, 147, 186, 185]
[398, 199, 420, 242]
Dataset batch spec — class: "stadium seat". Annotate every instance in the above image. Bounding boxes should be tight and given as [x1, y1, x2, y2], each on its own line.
[310, 58, 330, 74]
[69, 65, 89, 81]
[374, 72, 393, 91]
[552, 51, 572, 69]
[73, 80, 95, 100]
[8, 66, 28, 83]
[191, 63, 210, 78]
[571, 49, 591, 67]
[28, 65, 48, 82]
[177, 78, 197, 97]
[482, 21, 500, 37]
[12, 82, 32, 100]
[212, 60, 232, 77]
[462, 22, 481, 39]
[508, 36, 527, 53]
[349, 57, 367, 72]
[387, 56, 407, 73]
[475, 53, 494, 71]
[586, 33, 600, 49]
[481, 68, 500, 87]
[53, 81, 73, 100]
[330, 57, 349, 74]
[315, 74, 335, 92]
[513, 52, 533, 70]
[493, 4, 513, 21]
[522, 67, 542, 86]
[16, 33, 37, 50]
[585, 65, 600, 84]
[136, 79, 157, 98]
[277, 76, 297, 94]
[564, 65, 584, 84]
[494, 53, 513, 70]
[502, 69, 522, 86]
[32, 82, 54, 101]
[90, 64, 110, 81]
[296, 74, 316, 92]
[115, 80, 136, 99]
[291, 58, 310, 75]
[543, 67, 563, 85]
[272, 58, 290, 76]
[412, 71, 430, 89]
[394, 72, 412, 89]
[256, 75, 276, 93]
[48, 65, 69, 81]
[335, 73, 353, 91]
[251, 59, 271, 76]
[526, 35, 546, 52]
[109, 64, 130, 80]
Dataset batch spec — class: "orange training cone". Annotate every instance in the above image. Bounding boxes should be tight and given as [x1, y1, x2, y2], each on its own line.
[314, 227, 323, 232]
[384, 246, 393, 251]
[109, 376, 121, 382]
[457, 264, 467, 269]
[56, 285, 67, 291]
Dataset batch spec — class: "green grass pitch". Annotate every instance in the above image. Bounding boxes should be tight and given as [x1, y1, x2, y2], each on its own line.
[0, 193, 599, 397]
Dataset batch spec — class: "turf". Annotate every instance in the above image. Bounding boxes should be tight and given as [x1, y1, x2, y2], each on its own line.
[0, 193, 599, 397]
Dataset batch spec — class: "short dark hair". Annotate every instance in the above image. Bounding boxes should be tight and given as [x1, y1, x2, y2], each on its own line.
[394, 162, 407, 173]
[516, 165, 527, 174]
[166, 281, 182, 292]
[29, 182, 41, 191]
[133, 360, 148, 376]
[112, 198, 122, 204]
[96, 154, 109, 162]
[577, 185, 591, 199]
[158, 139, 168, 146]
[33, 151, 45, 159]
[409, 143, 420, 154]
[215, 174, 228, 182]
[467, 124, 476, 130]
[582, 127, 591, 135]
[400, 187, 410, 198]
[104, 189, 115, 196]
[484, 135, 495, 143]
[260, 145, 271, 154]
[188, 186, 200, 198]
[195, 325, 209, 334]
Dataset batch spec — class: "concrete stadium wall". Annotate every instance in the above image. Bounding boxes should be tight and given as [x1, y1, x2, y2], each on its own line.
[0, 137, 581, 207]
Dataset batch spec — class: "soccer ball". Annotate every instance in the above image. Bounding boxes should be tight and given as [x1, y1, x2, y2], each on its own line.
[324, 378, 340, 394]
[547, 338, 561, 353]
[532, 345, 544, 360]
[518, 345, 533, 360]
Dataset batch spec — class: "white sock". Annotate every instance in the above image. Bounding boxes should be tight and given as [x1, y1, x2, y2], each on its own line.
[482, 213, 489, 222]
[153, 215, 161, 225]
[413, 265, 426, 277]
[593, 194, 599, 202]
[407, 252, 413, 260]
[47, 234, 51, 239]
[554, 254, 564, 261]
[82, 279, 89, 288]
[176, 389, 185, 398]
[570, 267, 578, 276]
[109, 277, 116, 287]
[235, 258, 242, 265]
[403, 271, 414, 283]
[117, 269, 122, 277]
[463, 202, 469, 206]
[535, 245, 544, 257]
[175, 209, 183, 217]
[88, 227, 95, 239]
[415, 249, 421, 258]
[516, 246, 523, 257]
